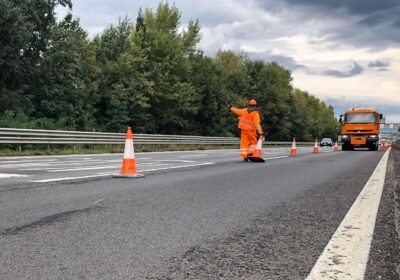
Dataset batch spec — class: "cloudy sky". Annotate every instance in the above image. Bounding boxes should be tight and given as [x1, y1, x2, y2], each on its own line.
[57, 0, 400, 122]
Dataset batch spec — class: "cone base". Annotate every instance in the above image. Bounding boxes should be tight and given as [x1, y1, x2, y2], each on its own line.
[290, 149, 297, 156]
[248, 156, 265, 162]
[113, 173, 145, 178]
[313, 148, 319, 153]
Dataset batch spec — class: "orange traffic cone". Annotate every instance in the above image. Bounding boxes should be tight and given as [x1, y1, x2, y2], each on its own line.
[333, 140, 339, 151]
[248, 136, 265, 162]
[114, 127, 144, 178]
[290, 137, 297, 156]
[313, 139, 319, 153]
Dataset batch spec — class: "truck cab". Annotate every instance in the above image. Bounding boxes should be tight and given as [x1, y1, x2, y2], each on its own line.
[339, 108, 382, 151]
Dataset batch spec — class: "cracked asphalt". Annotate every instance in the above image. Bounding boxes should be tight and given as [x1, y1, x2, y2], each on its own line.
[0, 149, 393, 279]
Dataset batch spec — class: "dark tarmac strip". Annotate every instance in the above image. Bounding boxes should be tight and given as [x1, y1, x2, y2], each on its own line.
[0, 150, 385, 279]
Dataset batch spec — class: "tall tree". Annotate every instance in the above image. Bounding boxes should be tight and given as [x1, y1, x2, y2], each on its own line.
[0, 0, 72, 115]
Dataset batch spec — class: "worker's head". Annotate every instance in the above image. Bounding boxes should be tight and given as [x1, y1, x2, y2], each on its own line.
[248, 99, 257, 106]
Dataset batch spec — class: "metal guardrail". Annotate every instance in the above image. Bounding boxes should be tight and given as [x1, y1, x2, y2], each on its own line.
[0, 128, 313, 146]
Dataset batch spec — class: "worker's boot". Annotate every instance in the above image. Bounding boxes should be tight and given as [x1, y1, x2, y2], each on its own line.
[243, 157, 249, 162]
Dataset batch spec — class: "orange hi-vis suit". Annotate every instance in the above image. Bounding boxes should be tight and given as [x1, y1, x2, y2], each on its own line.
[231, 103, 263, 159]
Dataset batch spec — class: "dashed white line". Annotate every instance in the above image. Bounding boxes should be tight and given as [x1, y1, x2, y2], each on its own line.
[0, 173, 30, 178]
[92, 198, 104, 206]
[31, 162, 214, 183]
[178, 154, 208, 158]
[264, 156, 289, 160]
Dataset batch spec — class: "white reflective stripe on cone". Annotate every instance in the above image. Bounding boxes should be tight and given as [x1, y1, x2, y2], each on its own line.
[123, 139, 135, 159]
[256, 139, 262, 149]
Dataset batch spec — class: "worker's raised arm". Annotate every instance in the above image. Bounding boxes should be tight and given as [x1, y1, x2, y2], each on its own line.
[230, 107, 242, 116]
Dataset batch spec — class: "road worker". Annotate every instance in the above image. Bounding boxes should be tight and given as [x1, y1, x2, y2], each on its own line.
[231, 99, 263, 161]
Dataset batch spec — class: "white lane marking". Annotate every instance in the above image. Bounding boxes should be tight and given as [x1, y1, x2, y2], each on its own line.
[264, 156, 289, 160]
[0, 159, 57, 164]
[92, 198, 104, 206]
[47, 163, 169, 172]
[306, 149, 390, 280]
[155, 159, 195, 163]
[0, 173, 30, 178]
[33, 174, 113, 183]
[46, 165, 120, 172]
[0, 159, 103, 168]
[31, 163, 214, 183]
[18, 159, 124, 170]
[178, 154, 208, 158]
[140, 162, 213, 173]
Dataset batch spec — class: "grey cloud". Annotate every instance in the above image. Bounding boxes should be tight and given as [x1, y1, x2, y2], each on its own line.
[277, 0, 400, 15]
[323, 62, 363, 78]
[254, 0, 400, 50]
[324, 97, 400, 122]
[245, 51, 306, 71]
[368, 60, 390, 68]
[393, 19, 400, 28]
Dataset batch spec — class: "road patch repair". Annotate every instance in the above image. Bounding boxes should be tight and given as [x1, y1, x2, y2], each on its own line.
[306, 149, 391, 279]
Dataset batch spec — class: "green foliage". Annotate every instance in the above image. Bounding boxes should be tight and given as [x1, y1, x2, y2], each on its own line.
[0, 1, 339, 140]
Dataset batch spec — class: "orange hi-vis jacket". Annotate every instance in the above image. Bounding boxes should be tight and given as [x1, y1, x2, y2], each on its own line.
[230, 107, 263, 134]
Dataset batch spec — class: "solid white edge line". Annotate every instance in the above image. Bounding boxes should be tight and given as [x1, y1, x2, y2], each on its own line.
[306, 149, 391, 280]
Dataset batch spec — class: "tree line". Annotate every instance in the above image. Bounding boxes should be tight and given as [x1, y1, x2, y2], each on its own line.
[0, 1, 340, 141]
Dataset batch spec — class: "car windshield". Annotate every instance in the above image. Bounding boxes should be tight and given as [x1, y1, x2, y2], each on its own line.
[345, 113, 376, 124]
[321, 138, 331, 142]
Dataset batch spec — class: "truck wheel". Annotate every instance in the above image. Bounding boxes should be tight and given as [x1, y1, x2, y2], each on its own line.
[368, 143, 378, 151]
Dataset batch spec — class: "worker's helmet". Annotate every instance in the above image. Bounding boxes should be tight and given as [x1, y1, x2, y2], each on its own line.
[248, 99, 257, 106]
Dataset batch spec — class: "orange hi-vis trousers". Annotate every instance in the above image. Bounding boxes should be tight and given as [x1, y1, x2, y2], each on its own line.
[240, 130, 257, 158]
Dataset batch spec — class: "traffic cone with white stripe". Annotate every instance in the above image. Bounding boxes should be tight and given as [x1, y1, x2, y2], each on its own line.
[114, 127, 144, 178]
[333, 140, 339, 151]
[313, 139, 319, 153]
[290, 137, 297, 156]
[248, 136, 265, 162]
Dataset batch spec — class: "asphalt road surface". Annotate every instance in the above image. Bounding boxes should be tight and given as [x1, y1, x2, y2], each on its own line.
[0, 147, 389, 279]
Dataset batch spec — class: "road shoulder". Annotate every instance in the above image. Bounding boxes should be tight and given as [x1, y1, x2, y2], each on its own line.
[365, 149, 400, 280]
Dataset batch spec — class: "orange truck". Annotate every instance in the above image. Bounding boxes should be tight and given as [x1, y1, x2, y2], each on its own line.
[339, 108, 383, 151]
